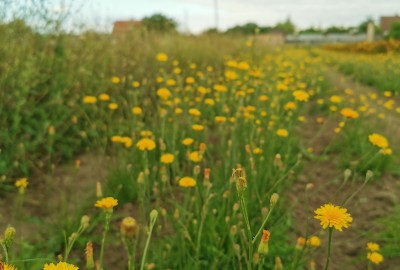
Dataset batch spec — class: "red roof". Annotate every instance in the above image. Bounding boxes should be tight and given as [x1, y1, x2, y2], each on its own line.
[112, 20, 141, 34]
[380, 16, 400, 32]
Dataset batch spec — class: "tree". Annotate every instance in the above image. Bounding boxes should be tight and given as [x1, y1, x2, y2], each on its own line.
[142, 13, 177, 32]
[324, 26, 349, 34]
[226, 22, 259, 35]
[358, 17, 382, 35]
[388, 22, 400, 39]
[273, 17, 295, 34]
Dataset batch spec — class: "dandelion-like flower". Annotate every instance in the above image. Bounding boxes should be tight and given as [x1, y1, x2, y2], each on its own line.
[95, 197, 118, 211]
[178, 177, 196, 187]
[83, 96, 97, 104]
[160, 153, 174, 164]
[314, 203, 352, 231]
[276, 129, 289, 137]
[136, 138, 156, 151]
[367, 242, 380, 252]
[367, 252, 383, 265]
[368, 133, 389, 149]
[43, 262, 79, 270]
[0, 262, 17, 270]
[340, 108, 359, 119]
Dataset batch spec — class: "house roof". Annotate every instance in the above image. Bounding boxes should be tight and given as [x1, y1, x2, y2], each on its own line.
[112, 20, 142, 34]
[380, 16, 400, 32]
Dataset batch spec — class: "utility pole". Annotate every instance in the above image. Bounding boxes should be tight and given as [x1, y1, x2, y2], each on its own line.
[214, 0, 218, 30]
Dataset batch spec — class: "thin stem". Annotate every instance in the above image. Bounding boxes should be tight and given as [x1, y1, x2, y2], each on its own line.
[239, 196, 253, 270]
[1, 243, 9, 263]
[99, 212, 112, 270]
[140, 216, 157, 270]
[252, 205, 274, 245]
[324, 228, 333, 270]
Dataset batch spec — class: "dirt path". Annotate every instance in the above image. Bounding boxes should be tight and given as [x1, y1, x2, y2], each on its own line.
[288, 66, 400, 270]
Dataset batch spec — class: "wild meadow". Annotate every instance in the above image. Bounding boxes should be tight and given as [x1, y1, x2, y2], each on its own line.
[1, 19, 400, 270]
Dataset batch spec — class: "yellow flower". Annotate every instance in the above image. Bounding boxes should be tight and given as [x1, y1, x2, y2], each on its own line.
[0, 263, 16, 270]
[99, 93, 110, 101]
[185, 77, 195, 84]
[381, 148, 392, 155]
[157, 88, 171, 100]
[175, 108, 183, 114]
[136, 138, 156, 151]
[140, 130, 153, 137]
[314, 203, 352, 231]
[111, 135, 122, 143]
[43, 262, 79, 270]
[215, 116, 227, 123]
[367, 242, 380, 252]
[276, 129, 289, 137]
[192, 124, 204, 131]
[160, 153, 174, 164]
[95, 197, 118, 210]
[120, 217, 139, 238]
[83, 96, 97, 104]
[307, 236, 321, 247]
[182, 138, 194, 146]
[111, 76, 121, 84]
[329, 95, 342, 103]
[156, 53, 168, 62]
[189, 151, 203, 162]
[284, 102, 297, 111]
[204, 98, 215, 106]
[214, 84, 227, 92]
[15, 178, 28, 189]
[179, 177, 196, 187]
[367, 252, 383, 265]
[258, 95, 269, 101]
[120, 137, 133, 148]
[340, 108, 359, 119]
[166, 79, 176, 86]
[132, 107, 142, 115]
[368, 133, 389, 149]
[189, 108, 201, 117]
[253, 148, 262, 155]
[293, 90, 309, 102]
[108, 103, 118, 110]
[132, 81, 140, 88]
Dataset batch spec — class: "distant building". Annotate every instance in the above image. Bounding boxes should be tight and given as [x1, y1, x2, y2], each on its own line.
[286, 33, 368, 44]
[112, 20, 141, 34]
[380, 16, 400, 34]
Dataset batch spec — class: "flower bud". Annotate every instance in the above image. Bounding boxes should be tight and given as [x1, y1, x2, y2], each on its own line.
[270, 193, 279, 206]
[257, 230, 270, 255]
[81, 215, 90, 230]
[4, 226, 16, 249]
[86, 242, 94, 269]
[274, 256, 283, 270]
[120, 217, 139, 238]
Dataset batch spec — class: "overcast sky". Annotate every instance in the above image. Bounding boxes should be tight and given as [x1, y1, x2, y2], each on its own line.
[50, 0, 400, 33]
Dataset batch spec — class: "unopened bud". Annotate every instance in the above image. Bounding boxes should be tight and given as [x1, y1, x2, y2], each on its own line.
[81, 215, 90, 230]
[68, 232, 78, 243]
[305, 183, 314, 191]
[344, 169, 352, 181]
[86, 242, 94, 269]
[120, 217, 139, 238]
[257, 230, 270, 255]
[270, 193, 279, 206]
[309, 259, 316, 270]
[194, 165, 201, 175]
[4, 226, 16, 249]
[137, 172, 145, 184]
[366, 170, 373, 182]
[96, 182, 102, 198]
[274, 256, 283, 270]
[274, 154, 283, 169]
[261, 207, 269, 219]
[150, 209, 158, 223]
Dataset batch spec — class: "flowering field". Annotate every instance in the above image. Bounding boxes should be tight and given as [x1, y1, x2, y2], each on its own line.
[1, 26, 400, 270]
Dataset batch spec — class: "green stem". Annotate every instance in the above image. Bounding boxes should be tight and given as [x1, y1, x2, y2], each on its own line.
[99, 212, 112, 270]
[239, 196, 253, 270]
[252, 204, 275, 245]
[1, 243, 9, 263]
[140, 216, 157, 270]
[324, 228, 333, 270]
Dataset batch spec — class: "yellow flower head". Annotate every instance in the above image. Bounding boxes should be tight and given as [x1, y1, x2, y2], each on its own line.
[189, 151, 203, 162]
[157, 88, 171, 100]
[179, 177, 196, 187]
[367, 242, 380, 252]
[276, 129, 289, 138]
[215, 116, 227, 123]
[307, 236, 321, 247]
[132, 81, 140, 88]
[192, 124, 204, 131]
[0, 262, 17, 270]
[111, 76, 120, 84]
[136, 138, 156, 151]
[340, 108, 359, 119]
[108, 103, 118, 110]
[156, 53, 168, 62]
[189, 108, 201, 117]
[314, 203, 352, 231]
[132, 107, 142, 115]
[83, 96, 97, 104]
[367, 252, 383, 265]
[15, 178, 28, 189]
[182, 138, 194, 146]
[95, 197, 118, 210]
[368, 133, 389, 149]
[43, 261, 79, 270]
[99, 93, 110, 101]
[293, 90, 309, 102]
[160, 153, 174, 164]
